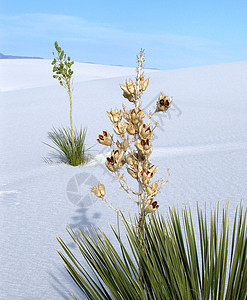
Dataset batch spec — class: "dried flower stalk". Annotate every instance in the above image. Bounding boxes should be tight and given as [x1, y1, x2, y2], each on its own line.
[92, 49, 172, 228]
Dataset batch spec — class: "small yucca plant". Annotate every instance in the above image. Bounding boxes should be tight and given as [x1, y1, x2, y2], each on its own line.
[45, 42, 89, 166]
[45, 126, 90, 166]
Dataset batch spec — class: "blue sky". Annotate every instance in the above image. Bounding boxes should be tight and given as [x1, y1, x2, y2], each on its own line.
[0, 0, 247, 69]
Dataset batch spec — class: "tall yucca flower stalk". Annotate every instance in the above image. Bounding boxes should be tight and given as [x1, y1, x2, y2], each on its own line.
[92, 49, 173, 229]
[52, 41, 75, 150]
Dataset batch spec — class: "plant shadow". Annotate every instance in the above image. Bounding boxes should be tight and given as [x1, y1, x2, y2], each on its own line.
[66, 207, 101, 249]
[51, 208, 101, 298]
[49, 267, 81, 300]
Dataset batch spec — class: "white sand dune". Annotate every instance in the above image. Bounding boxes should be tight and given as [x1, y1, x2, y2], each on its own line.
[152, 141, 247, 157]
[0, 59, 246, 299]
[0, 59, 151, 92]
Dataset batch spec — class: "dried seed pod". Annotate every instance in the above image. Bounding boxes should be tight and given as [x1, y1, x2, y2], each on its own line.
[142, 160, 150, 170]
[147, 182, 159, 195]
[127, 166, 138, 179]
[122, 91, 135, 102]
[105, 149, 125, 172]
[126, 121, 136, 135]
[132, 108, 143, 124]
[120, 84, 130, 95]
[126, 80, 135, 94]
[113, 122, 127, 135]
[141, 78, 149, 91]
[97, 130, 112, 146]
[105, 156, 116, 172]
[147, 164, 158, 175]
[144, 200, 159, 213]
[126, 153, 137, 166]
[144, 147, 153, 158]
[135, 139, 152, 152]
[123, 107, 143, 124]
[125, 108, 143, 124]
[138, 170, 153, 185]
[98, 183, 105, 197]
[116, 140, 129, 152]
[91, 183, 105, 198]
[107, 108, 122, 123]
[135, 139, 153, 157]
[91, 185, 101, 197]
[139, 123, 153, 139]
[157, 93, 173, 112]
[146, 185, 153, 196]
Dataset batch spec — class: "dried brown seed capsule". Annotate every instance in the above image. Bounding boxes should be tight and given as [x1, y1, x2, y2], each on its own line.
[141, 78, 149, 91]
[91, 183, 105, 198]
[107, 108, 122, 123]
[105, 148, 125, 172]
[126, 121, 136, 135]
[126, 80, 135, 94]
[113, 123, 127, 135]
[139, 123, 153, 139]
[98, 183, 105, 197]
[127, 166, 138, 179]
[157, 93, 173, 112]
[144, 200, 159, 213]
[97, 130, 112, 146]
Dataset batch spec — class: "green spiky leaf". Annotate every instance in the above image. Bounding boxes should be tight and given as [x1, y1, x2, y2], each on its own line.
[57, 204, 247, 299]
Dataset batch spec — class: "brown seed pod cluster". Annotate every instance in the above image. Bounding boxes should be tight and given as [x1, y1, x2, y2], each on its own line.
[94, 49, 172, 224]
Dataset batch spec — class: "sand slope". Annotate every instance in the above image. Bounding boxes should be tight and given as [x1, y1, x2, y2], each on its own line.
[0, 59, 246, 299]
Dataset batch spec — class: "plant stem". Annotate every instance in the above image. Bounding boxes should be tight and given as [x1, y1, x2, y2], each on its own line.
[138, 182, 145, 282]
[68, 84, 75, 151]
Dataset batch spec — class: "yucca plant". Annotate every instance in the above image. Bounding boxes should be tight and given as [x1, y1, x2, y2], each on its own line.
[56, 49, 246, 299]
[45, 42, 90, 166]
[90, 48, 171, 282]
[52, 41, 75, 147]
[57, 203, 247, 299]
[45, 126, 90, 166]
